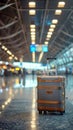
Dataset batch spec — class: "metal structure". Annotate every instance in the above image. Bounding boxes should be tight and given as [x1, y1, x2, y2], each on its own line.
[0, 0, 73, 63]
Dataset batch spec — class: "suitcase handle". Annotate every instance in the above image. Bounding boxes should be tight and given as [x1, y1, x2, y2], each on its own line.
[46, 90, 53, 94]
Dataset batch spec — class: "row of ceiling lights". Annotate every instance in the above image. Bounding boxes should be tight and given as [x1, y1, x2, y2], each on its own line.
[39, 1, 66, 62]
[0, 42, 18, 61]
[28, 1, 65, 63]
[28, 1, 65, 15]
[29, 1, 65, 15]
[30, 25, 36, 62]
[44, 1, 65, 45]
[29, 2, 36, 62]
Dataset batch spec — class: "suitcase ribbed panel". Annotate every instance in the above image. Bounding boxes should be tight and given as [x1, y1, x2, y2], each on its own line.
[37, 76, 65, 113]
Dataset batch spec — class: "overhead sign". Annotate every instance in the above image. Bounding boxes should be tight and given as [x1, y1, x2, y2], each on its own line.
[30, 44, 48, 52]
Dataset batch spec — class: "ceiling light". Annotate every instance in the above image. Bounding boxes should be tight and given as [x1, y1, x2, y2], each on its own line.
[31, 37, 35, 40]
[29, 2, 36, 8]
[32, 41, 35, 44]
[4, 47, 7, 51]
[47, 32, 53, 35]
[47, 35, 51, 38]
[58, 1, 65, 8]
[31, 32, 36, 35]
[52, 19, 58, 24]
[31, 40, 35, 42]
[30, 24, 35, 28]
[55, 9, 62, 15]
[15, 57, 18, 60]
[2, 105, 5, 109]
[12, 54, 14, 57]
[30, 28, 35, 32]
[29, 10, 36, 15]
[2, 45, 8, 51]
[49, 28, 54, 32]
[9, 56, 13, 60]
[50, 24, 56, 28]
[44, 41, 48, 45]
[2, 45, 5, 49]
[32, 52, 35, 62]
[31, 35, 36, 38]
[7, 50, 12, 55]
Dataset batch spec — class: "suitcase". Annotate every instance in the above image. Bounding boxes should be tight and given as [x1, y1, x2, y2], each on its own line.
[37, 75, 65, 115]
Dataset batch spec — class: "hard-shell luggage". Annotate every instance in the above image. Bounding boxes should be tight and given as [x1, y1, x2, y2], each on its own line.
[37, 75, 65, 114]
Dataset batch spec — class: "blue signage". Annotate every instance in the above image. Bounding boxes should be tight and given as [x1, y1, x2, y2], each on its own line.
[30, 44, 48, 52]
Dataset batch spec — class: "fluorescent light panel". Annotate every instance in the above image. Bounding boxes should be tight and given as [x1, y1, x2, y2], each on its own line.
[30, 25, 36, 45]
[29, 2, 36, 8]
[30, 24, 35, 28]
[45, 41, 48, 45]
[12, 54, 14, 57]
[52, 19, 58, 24]
[30, 28, 35, 31]
[31, 41, 35, 44]
[1, 44, 17, 59]
[31, 35, 36, 38]
[29, 10, 36, 15]
[47, 35, 51, 38]
[58, 1, 65, 8]
[47, 32, 53, 35]
[31, 32, 36, 35]
[49, 28, 54, 32]
[31, 37, 35, 40]
[55, 9, 62, 15]
[50, 24, 56, 28]
[4, 47, 7, 51]
[9, 56, 13, 60]
[2, 45, 5, 49]
[15, 57, 18, 60]
[7, 50, 12, 55]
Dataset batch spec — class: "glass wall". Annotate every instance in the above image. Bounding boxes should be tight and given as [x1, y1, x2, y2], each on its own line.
[50, 44, 73, 74]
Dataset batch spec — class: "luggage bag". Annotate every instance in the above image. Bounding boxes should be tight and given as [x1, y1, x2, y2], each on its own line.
[37, 58, 65, 115]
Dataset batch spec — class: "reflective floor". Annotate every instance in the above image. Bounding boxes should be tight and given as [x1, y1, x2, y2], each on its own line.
[0, 74, 73, 130]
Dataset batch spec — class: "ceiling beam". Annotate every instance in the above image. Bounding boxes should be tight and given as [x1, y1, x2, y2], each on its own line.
[49, 10, 73, 47]
[18, 8, 72, 11]
[0, 20, 18, 30]
[14, 0, 29, 55]
[39, 0, 49, 43]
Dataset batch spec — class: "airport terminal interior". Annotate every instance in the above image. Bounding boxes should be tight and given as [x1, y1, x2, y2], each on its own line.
[0, 0, 73, 130]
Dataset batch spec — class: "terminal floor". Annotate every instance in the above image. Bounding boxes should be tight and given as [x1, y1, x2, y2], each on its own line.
[0, 74, 73, 130]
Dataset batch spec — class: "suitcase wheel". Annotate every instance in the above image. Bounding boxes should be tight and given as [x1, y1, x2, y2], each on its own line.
[39, 110, 42, 114]
[63, 110, 65, 113]
[60, 112, 63, 115]
[44, 111, 47, 114]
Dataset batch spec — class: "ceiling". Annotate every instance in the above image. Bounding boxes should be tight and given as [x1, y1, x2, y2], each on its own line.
[0, 0, 73, 63]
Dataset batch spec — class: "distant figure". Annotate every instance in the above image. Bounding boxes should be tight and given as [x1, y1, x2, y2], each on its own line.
[32, 70, 35, 80]
[0, 69, 4, 76]
[65, 68, 68, 86]
[18, 69, 21, 76]
[4, 69, 8, 76]
[66, 68, 68, 75]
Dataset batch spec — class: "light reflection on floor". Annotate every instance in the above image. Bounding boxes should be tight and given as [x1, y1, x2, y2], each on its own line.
[25, 74, 37, 88]
[12, 74, 37, 88]
[0, 75, 73, 130]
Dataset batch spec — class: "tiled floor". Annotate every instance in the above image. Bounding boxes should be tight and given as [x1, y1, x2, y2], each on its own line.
[0, 74, 73, 130]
